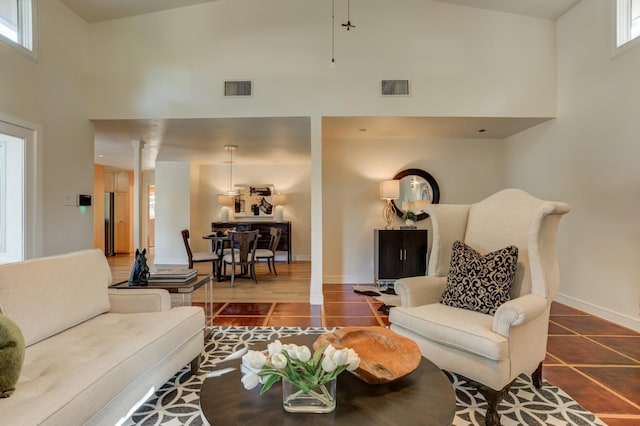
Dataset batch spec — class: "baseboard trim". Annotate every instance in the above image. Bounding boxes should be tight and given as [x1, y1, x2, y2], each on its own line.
[555, 293, 640, 332]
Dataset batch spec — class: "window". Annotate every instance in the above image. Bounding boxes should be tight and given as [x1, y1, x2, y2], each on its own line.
[616, 0, 640, 47]
[0, 0, 35, 55]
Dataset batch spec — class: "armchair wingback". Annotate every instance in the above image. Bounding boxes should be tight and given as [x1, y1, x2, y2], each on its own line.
[389, 189, 569, 425]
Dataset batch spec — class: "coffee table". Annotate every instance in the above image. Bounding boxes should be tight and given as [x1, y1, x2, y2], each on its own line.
[199, 334, 456, 425]
[110, 274, 213, 325]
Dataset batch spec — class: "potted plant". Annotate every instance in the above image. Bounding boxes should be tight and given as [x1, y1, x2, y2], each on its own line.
[402, 211, 417, 227]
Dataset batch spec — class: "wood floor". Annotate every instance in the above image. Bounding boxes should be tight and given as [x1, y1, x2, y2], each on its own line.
[107, 253, 639, 425]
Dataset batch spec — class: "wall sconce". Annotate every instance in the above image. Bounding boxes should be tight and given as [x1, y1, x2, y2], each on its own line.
[273, 194, 287, 222]
[380, 180, 400, 229]
[218, 194, 235, 222]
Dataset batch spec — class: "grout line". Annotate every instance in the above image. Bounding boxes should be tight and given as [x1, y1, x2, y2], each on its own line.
[263, 303, 276, 326]
[566, 364, 640, 412]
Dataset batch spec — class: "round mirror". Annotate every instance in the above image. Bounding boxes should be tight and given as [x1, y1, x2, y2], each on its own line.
[391, 169, 440, 221]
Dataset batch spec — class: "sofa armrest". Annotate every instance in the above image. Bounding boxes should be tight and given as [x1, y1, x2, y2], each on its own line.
[108, 289, 171, 313]
[492, 294, 548, 337]
[394, 276, 447, 307]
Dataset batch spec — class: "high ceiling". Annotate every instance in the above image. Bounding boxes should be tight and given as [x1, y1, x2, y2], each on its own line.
[61, 0, 579, 23]
[66, 0, 576, 170]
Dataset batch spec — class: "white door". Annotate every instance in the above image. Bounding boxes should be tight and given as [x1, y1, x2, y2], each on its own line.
[0, 122, 25, 263]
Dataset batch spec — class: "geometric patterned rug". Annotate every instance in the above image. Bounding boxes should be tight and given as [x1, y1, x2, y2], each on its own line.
[123, 326, 606, 426]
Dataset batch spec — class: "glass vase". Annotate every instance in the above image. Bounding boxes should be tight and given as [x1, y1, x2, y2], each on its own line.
[282, 377, 336, 413]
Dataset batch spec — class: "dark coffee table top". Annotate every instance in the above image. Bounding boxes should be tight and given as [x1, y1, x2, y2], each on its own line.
[200, 333, 455, 425]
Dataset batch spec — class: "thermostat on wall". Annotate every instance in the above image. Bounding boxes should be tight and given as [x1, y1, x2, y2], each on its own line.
[78, 194, 92, 206]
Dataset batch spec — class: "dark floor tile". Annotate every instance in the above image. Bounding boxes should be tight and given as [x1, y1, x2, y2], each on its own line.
[266, 316, 324, 327]
[543, 366, 640, 415]
[378, 316, 391, 326]
[271, 303, 322, 317]
[217, 302, 273, 316]
[544, 352, 563, 365]
[578, 366, 640, 406]
[598, 418, 640, 426]
[550, 302, 588, 316]
[590, 336, 640, 361]
[324, 290, 368, 302]
[324, 317, 383, 327]
[323, 283, 355, 291]
[324, 302, 376, 316]
[547, 335, 638, 365]
[551, 315, 637, 336]
[548, 320, 577, 335]
[212, 316, 267, 326]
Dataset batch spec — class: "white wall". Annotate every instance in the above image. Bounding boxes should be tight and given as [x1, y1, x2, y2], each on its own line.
[323, 137, 508, 283]
[506, 0, 640, 330]
[84, 0, 557, 305]
[192, 163, 311, 259]
[155, 161, 192, 264]
[87, 0, 557, 119]
[0, 0, 93, 256]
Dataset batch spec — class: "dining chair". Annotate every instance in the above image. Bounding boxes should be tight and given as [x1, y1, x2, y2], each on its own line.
[222, 230, 259, 287]
[181, 229, 218, 277]
[254, 227, 282, 275]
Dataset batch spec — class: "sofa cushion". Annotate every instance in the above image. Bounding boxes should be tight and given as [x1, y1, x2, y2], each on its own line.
[0, 315, 25, 398]
[0, 306, 204, 424]
[389, 303, 508, 361]
[0, 249, 112, 346]
[440, 241, 518, 315]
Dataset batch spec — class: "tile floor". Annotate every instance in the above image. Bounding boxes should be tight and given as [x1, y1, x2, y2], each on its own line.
[199, 286, 640, 425]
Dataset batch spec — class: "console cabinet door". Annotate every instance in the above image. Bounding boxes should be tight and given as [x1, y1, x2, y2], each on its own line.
[376, 230, 405, 280]
[402, 230, 428, 277]
[375, 229, 427, 283]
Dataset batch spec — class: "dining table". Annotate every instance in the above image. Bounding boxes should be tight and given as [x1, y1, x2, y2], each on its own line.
[202, 232, 258, 282]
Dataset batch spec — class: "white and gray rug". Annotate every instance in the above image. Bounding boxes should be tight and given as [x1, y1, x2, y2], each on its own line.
[124, 326, 605, 426]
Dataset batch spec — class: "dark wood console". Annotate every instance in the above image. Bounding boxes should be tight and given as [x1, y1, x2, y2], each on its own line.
[374, 229, 427, 285]
[211, 221, 292, 263]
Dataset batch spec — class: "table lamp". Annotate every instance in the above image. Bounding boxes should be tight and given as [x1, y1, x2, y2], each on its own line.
[273, 194, 287, 222]
[379, 180, 400, 229]
[218, 195, 235, 222]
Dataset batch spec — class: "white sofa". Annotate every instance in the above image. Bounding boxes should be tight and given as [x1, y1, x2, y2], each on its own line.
[0, 249, 205, 425]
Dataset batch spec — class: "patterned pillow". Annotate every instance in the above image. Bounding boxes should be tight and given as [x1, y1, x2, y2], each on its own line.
[440, 241, 519, 315]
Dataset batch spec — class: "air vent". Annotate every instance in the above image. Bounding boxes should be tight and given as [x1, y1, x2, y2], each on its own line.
[381, 80, 410, 96]
[224, 80, 253, 97]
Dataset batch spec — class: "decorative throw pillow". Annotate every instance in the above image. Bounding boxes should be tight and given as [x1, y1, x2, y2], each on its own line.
[0, 314, 25, 398]
[440, 241, 519, 315]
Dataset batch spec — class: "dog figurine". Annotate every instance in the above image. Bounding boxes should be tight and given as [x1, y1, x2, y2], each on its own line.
[128, 248, 150, 286]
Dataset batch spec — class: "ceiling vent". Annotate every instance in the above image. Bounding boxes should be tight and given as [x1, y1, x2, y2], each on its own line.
[224, 80, 253, 97]
[381, 80, 410, 96]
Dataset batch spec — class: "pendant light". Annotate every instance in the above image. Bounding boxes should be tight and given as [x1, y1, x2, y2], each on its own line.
[223, 144, 239, 196]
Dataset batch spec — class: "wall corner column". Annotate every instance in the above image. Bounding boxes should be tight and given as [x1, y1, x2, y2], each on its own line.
[310, 116, 324, 305]
[131, 140, 145, 251]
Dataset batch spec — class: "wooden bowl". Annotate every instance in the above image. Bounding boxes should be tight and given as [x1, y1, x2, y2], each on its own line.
[313, 326, 421, 384]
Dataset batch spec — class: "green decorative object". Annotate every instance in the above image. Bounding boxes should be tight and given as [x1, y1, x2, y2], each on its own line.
[0, 314, 25, 398]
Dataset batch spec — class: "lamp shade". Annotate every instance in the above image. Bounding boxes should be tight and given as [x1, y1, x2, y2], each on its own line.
[218, 194, 235, 206]
[273, 194, 287, 206]
[380, 180, 400, 200]
[413, 199, 430, 211]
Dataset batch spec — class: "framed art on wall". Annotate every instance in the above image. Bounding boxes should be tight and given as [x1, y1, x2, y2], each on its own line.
[233, 185, 275, 217]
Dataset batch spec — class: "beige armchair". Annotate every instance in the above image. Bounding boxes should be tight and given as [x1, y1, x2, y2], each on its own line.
[389, 189, 570, 426]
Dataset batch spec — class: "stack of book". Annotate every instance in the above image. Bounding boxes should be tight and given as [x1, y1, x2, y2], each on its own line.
[148, 268, 197, 282]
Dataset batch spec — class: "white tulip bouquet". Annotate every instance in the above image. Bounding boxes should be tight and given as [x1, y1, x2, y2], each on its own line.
[240, 339, 360, 407]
